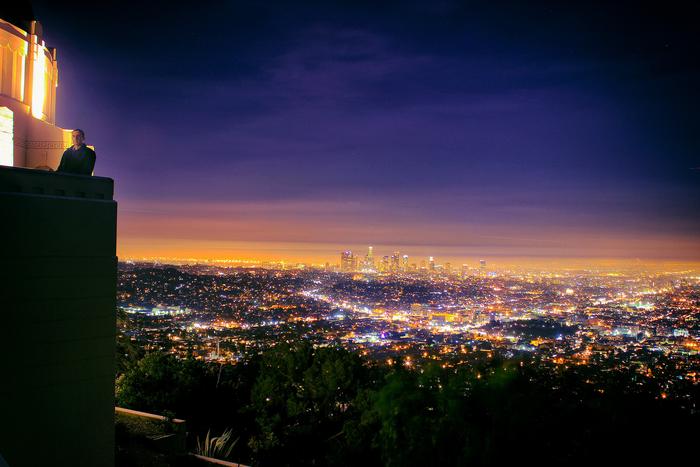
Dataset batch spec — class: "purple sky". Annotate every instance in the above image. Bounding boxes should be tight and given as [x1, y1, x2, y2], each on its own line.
[30, 1, 700, 261]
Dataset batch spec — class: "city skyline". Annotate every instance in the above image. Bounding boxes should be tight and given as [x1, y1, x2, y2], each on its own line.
[121, 246, 700, 273]
[28, 0, 700, 262]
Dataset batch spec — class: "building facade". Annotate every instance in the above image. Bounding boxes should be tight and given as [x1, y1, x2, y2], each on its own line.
[0, 13, 72, 169]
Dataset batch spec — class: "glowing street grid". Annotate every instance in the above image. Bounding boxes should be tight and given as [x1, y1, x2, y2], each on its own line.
[117, 257, 699, 409]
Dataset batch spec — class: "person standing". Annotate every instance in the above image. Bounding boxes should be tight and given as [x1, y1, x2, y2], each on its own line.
[56, 128, 96, 175]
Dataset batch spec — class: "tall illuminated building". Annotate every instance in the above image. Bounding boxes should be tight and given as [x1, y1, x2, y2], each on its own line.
[340, 250, 354, 271]
[402, 254, 409, 272]
[391, 251, 400, 273]
[479, 259, 487, 276]
[0, 6, 75, 170]
[365, 245, 375, 271]
[380, 255, 390, 272]
[429, 256, 436, 272]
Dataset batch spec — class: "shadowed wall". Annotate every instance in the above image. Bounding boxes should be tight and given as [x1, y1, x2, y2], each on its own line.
[0, 166, 117, 467]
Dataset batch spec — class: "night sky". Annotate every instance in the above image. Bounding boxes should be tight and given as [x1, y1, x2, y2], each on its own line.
[30, 1, 700, 263]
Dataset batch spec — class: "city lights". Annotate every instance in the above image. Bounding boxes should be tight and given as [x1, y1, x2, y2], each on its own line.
[117, 256, 699, 408]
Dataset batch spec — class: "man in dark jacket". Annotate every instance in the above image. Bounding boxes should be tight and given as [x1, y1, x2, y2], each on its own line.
[57, 128, 96, 175]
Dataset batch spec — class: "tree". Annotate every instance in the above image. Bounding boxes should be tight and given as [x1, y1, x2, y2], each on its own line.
[116, 352, 212, 418]
[247, 343, 369, 466]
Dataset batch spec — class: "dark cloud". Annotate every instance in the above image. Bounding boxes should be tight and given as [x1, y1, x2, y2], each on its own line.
[28, 0, 700, 258]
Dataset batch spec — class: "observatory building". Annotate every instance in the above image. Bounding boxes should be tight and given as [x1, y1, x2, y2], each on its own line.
[0, 5, 72, 169]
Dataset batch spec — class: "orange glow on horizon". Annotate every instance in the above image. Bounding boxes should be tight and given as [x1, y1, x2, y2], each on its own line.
[117, 238, 700, 271]
[116, 200, 700, 267]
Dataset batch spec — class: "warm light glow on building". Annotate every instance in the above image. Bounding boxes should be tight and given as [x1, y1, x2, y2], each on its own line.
[19, 54, 26, 102]
[0, 106, 12, 165]
[0, 16, 73, 168]
[31, 38, 45, 119]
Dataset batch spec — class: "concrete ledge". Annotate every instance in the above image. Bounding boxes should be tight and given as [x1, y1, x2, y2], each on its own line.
[0, 165, 113, 200]
[190, 454, 250, 467]
[116, 407, 186, 425]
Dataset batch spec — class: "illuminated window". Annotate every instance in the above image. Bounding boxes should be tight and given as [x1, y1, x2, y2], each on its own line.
[0, 106, 13, 166]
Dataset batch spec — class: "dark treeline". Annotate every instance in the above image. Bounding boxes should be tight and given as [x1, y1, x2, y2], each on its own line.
[115, 337, 697, 466]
